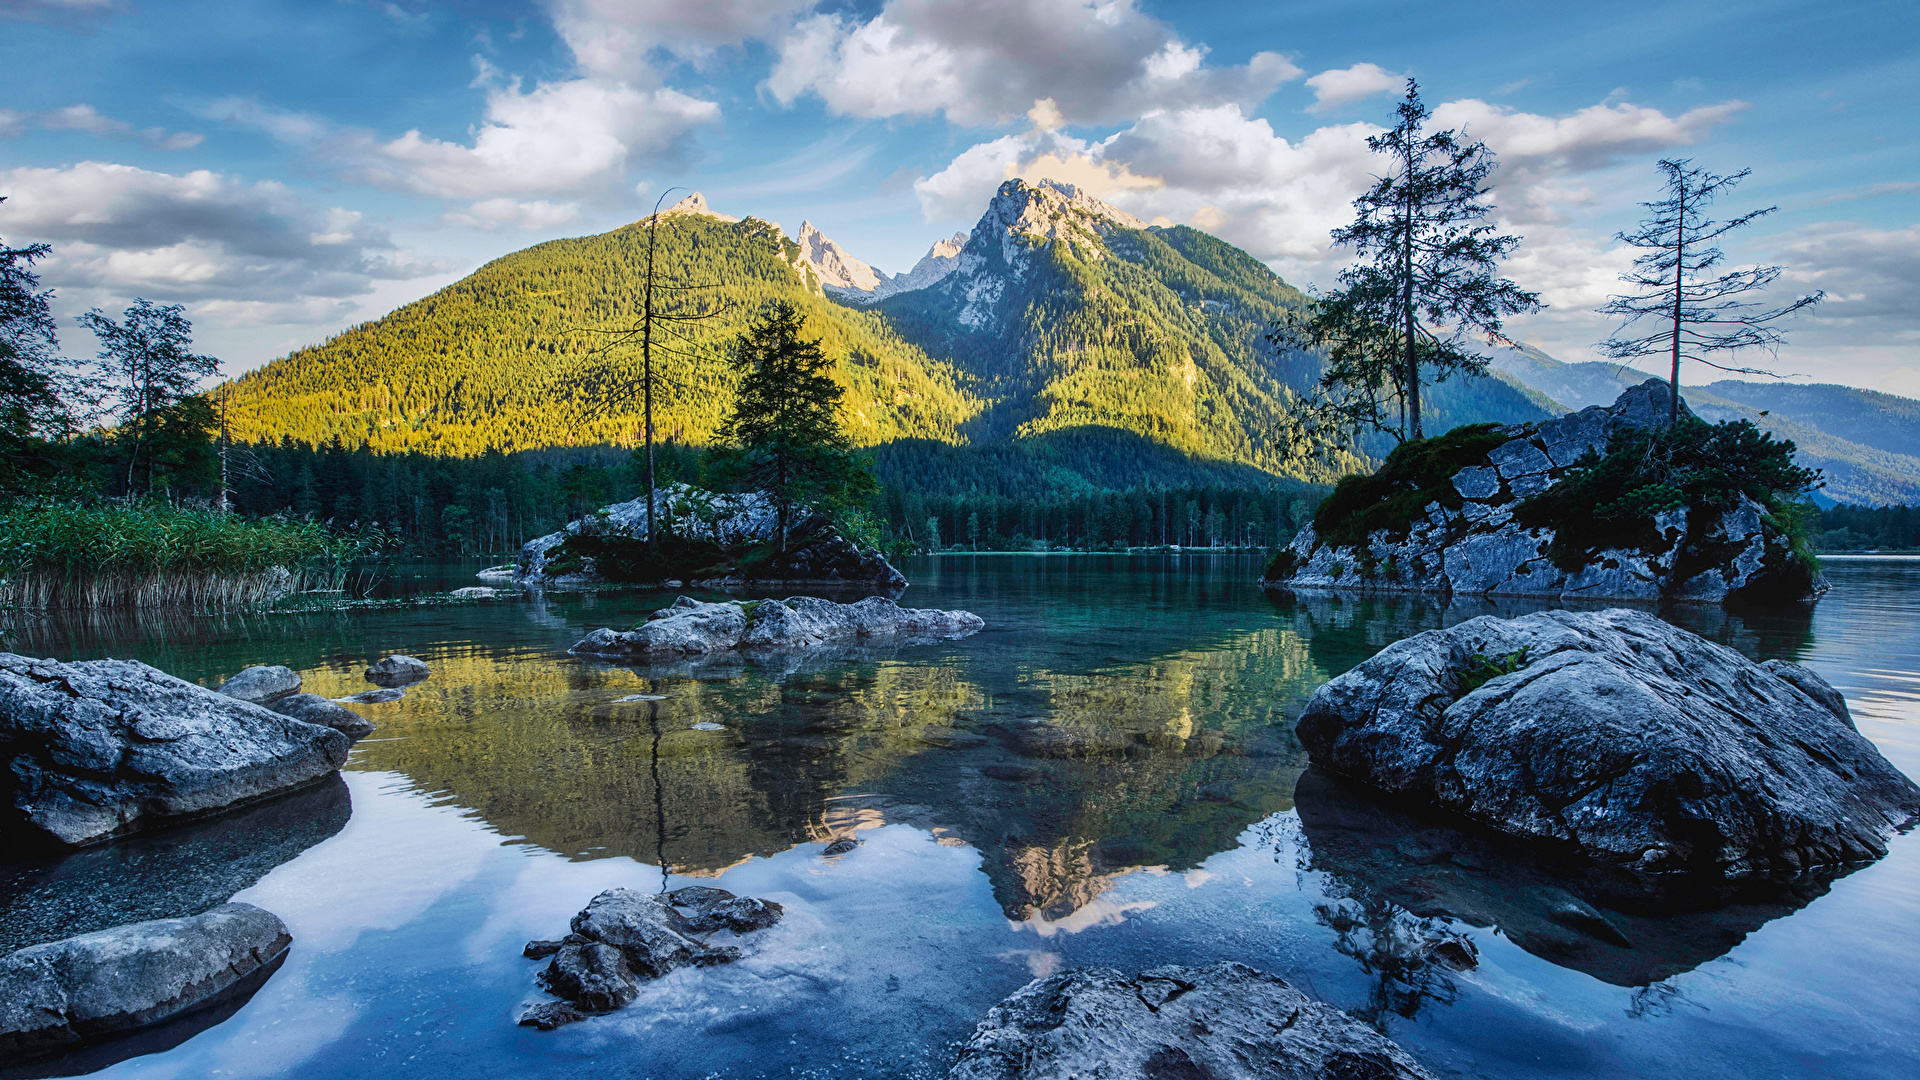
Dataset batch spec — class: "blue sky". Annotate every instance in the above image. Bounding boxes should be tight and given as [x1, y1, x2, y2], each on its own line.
[2, 0, 1915, 395]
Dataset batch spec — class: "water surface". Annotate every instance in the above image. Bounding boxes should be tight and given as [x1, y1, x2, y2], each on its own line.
[2, 555, 1916, 1079]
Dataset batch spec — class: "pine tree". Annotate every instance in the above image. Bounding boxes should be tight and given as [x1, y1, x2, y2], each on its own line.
[1279, 80, 1540, 441]
[715, 301, 875, 552]
[1, 206, 73, 486]
[1598, 159, 1824, 426]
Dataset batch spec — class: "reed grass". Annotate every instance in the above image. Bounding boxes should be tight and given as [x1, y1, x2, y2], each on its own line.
[0, 500, 351, 610]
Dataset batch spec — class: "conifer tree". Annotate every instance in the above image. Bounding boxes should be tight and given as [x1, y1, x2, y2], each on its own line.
[1598, 159, 1824, 426]
[1280, 79, 1540, 441]
[715, 301, 874, 552]
[1, 204, 74, 484]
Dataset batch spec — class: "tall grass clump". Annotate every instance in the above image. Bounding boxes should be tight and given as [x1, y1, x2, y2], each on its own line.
[0, 500, 354, 610]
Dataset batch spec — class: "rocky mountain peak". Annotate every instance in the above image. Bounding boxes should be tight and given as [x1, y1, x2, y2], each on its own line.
[656, 192, 738, 223]
[795, 220, 884, 292]
[938, 179, 1148, 332]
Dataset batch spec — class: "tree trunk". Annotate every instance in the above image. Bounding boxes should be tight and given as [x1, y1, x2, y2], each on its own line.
[1668, 182, 1686, 427]
[1402, 151, 1421, 441]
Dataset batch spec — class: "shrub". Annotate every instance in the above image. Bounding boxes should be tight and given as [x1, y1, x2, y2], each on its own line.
[1313, 423, 1519, 549]
[1515, 417, 1821, 572]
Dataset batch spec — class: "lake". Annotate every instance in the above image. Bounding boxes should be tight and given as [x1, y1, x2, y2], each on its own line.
[3, 554, 1917, 1079]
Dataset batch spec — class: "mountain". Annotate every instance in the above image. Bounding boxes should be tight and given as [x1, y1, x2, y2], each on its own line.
[1485, 349, 1920, 506]
[224, 179, 1557, 489]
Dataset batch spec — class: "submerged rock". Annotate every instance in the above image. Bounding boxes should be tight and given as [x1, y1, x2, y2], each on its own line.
[0, 903, 291, 1064]
[364, 655, 431, 687]
[1296, 608, 1920, 874]
[1293, 768, 1857, 987]
[570, 595, 983, 660]
[520, 886, 784, 1025]
[214, 665, 301, 705]
[336, 688, 404, 704]
[267, 694, 375, 741]
[0, 653, 351, 847]
[947, 961, 1434, 1079]
[1270, 380, 1822, 606]
[0, 774, 348, 956]
[450, 586, 497, 599]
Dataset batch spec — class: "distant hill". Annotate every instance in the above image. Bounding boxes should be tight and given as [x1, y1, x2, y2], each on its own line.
[1485, 350, 1920, 506]
[223, 180, 1557, 492]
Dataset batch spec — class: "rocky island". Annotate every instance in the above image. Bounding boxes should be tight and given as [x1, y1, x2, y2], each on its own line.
[1267, 381, 1825, 606]
[496, 483, 907, 589]
[571, 595, 984, 660]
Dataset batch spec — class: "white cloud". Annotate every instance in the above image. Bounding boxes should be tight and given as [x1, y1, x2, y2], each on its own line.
[210, 69, 722, 219]
[2, 103, 203, 150]
[0, 162, 436, 318]
[545, 0, 816, 79]
[1303, 63, 1401, 113]
[916, 90, 1755, 309]
[766, 0, 1299, 127]
[442, 197, 582, 231]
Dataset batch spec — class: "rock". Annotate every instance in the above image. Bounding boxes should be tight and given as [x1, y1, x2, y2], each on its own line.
[364, 655, 430, 687]
[214, 665, 301, 704]
[0, 774, 349, 956]
[267, 694, 374, 741]
[538, 943, 638, 1013]
[515, 483, 907, 587]
[520, 885, 787, 1025]
[570, 595, 984, 660]
[946, 961, 1434, 1080]
[1296, 608, 1920, 875]
[517, 1001, 585, 1030]
[451, 586, 497, 599]
[666, 887, 784, 934]
[1268, 380, 1825, 606]
[475, 565, 516, 583]
[0, 903, 291, 1063]
[1294, 765, 1855, 986]
[0, 653, 351, 847]
[568, 888, 738, 978]
[821, 838, 861, 856]
[336, 688, 404, 704]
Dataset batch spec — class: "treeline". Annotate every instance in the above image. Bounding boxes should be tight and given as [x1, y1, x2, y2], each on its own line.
[1812, 504, 1920, 552]
[216, 439, 1318, 556]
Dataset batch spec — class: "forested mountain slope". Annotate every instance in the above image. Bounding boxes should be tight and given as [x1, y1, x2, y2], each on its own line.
[224, 181, 1556, 488]
[224, 212, 981, 455]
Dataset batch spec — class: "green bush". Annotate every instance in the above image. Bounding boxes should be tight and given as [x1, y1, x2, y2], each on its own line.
[1514, 417, 1821, 573]
[1313, 423, 1519, 548]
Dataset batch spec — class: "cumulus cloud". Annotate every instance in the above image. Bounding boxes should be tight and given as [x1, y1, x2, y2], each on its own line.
[545, 0, 816, 79]
[1, 104, 203, 150]
[209, 68, 721, 223]
[766, 0, 1299, 126]
[0, 162, 437, 331]
[1304, 63, 1401, 113]
[916, 89, 1754, 308]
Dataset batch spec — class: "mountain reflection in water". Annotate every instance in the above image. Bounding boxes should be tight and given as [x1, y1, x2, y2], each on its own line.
[330, 616, 1323, 923]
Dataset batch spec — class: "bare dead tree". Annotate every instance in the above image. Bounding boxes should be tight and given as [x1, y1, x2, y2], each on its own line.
[1598, 159, 1824, 426]
[570, 188, 730, 548]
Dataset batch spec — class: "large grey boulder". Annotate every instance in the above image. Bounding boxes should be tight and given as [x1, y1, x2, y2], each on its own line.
[0, 903, 290, 1062]
[947, 962, 1433, 1080]
[214, 666, 301, 705]
[567, 888, 743, 978]
[0, 654, 351, 847]
[570, 595, 983, 660]
[1271, 380, 1822, 606]
[267, 694, 375, 741]
[1296, 609, 1920, 874]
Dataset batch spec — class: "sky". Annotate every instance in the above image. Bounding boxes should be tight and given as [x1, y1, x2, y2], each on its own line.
[1, 0, 1916, 396]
